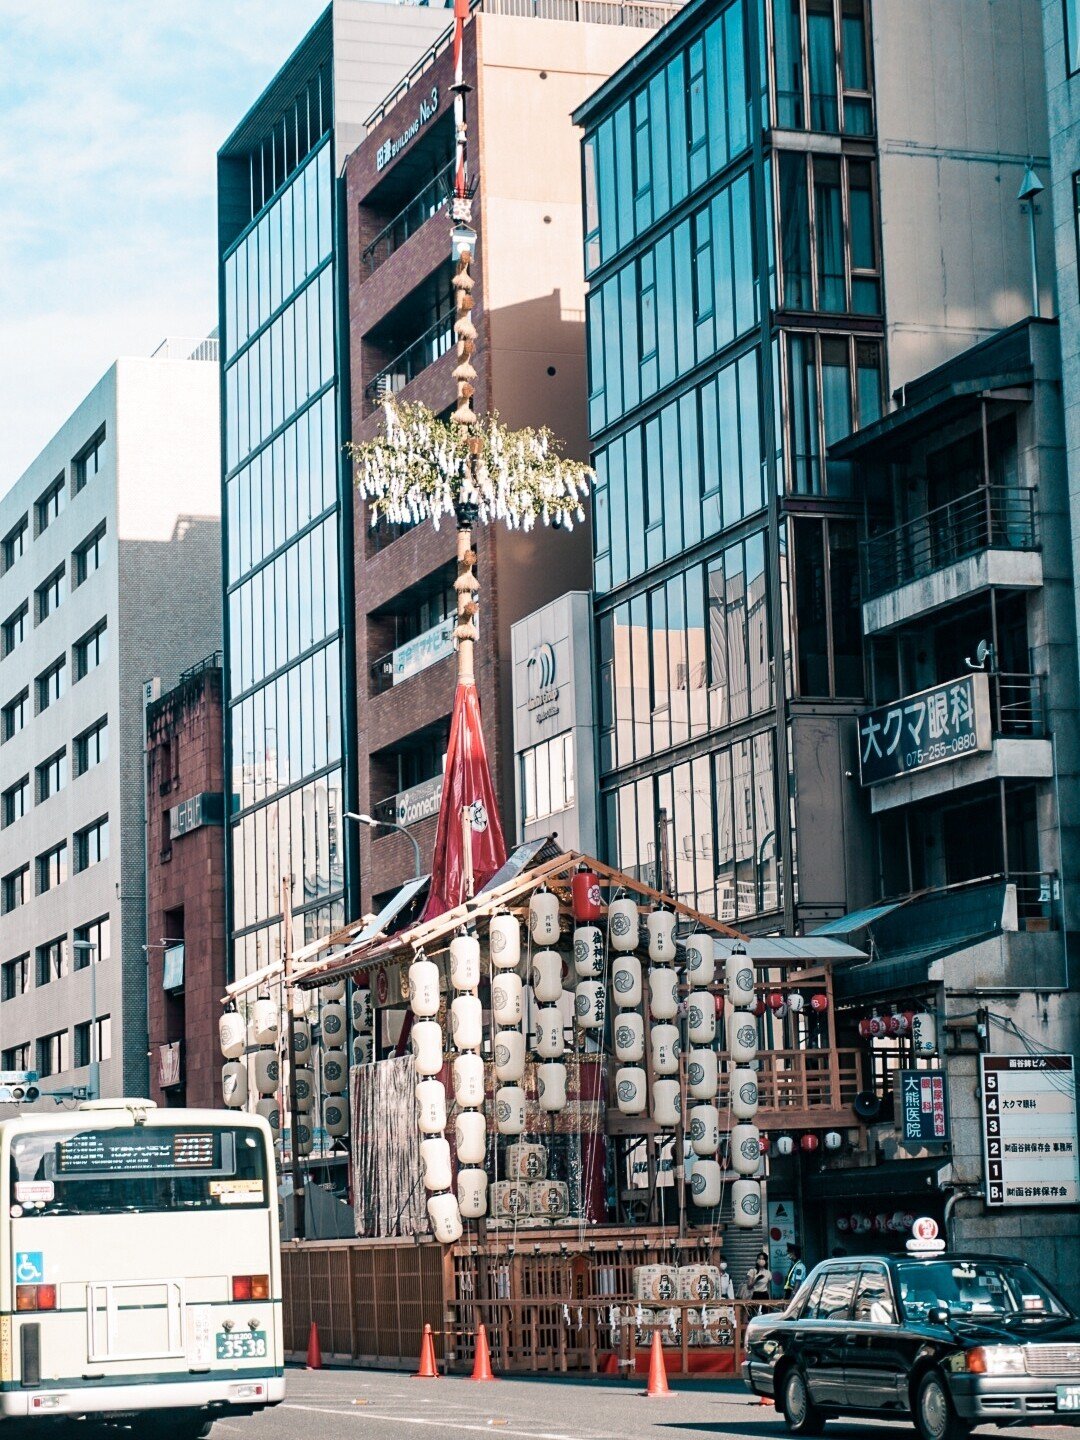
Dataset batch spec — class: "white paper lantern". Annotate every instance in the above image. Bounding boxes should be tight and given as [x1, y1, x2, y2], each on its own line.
[221, 1060, 247, 1108]
[573, 925, 604, 978]
[646, 909, 677, 963]
[787, 991, 805, 1014]
[730, 1123, 762, 1175]
[455, 1109, 487, 1165]
[689, 1103, 720, 1156]
[450, 994, 483, 1052]
[535, 1008, 565, 1058]
[488, 913, 521, 969]
[458, 1168, 488, 1218]
[687, 992, 716, 1044]
[824, 1130, 843, 1151]
[730, 1067, 759, 1120]
[607, 897, 639, 952]
[321, 1049, 348, 1095]
[650, 1023, 681, 1075]
[492, 973, 523, 1026]
[254, 1050, 279, 1096]
[408, 959, 441, 1017]
[615, 1066, 647, 1115]
[451, 1052, 483, 1109]
[256, 1097, 279, 1133]
[450, 933, 482, 991]
[319, 1000, 347, 1046]
[428, 1193, 463, 1244]
[320, 976, 346, 1002]
[293, 1066, 315, 1112]
[612, 955, 642, 1008]
[725, 949, 755, 1008]
[530, 1180, 570, 1219]
[775, 1134, 795, 1156]
[292, 1018, 311, 1060]
[219, 1011, 246, 1060]
[575, 980, 606, 1030]
[495, 1085, 526, 1135]
[529, 889, 561, 946]
[250, 997, 279, 1047]
[295, 1119, 314, 1157]
[613, 1012, 645, 1062]
[684, 937, 713, 984]
[494, 1028, 526, 1082]
[420, 1137, 453, 1193]
[411, 1019, 445, 1077]
[537, 1062, 567, 1112]
[691, 1159, 722, 1207]
[530, 949, 564, 1004]
[911, 1011, 937, 1055]
[652, 1077, 681, 1128]
[732, 1178, 762, 1228]
[350, 989, 373, 1033]
[324, 1096, 348, 1137]
[352, 1035, 373, 1066]
[648, 967, 679, 1020]
[686, 1047, 719, 1099]
[415, 1078, 447, 1134]
[727, 1010, 759, 1064]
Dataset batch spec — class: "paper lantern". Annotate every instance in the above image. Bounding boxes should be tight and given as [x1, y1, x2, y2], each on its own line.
[824, 1131, 843, 1150]
[646, 908, 677, 963]
[575, 980, 606, 1030]
[250, 997, 279, 1047]
[810, 993, 829, 1013]
[452, 1052, 484, 1108]
[256, 1097, 279, 1133]
[689, 1103, 720, 1157]
[529, 889, 561, 946]
[451, 994, 483, 1052]
[648, 967, 679, 1020]
[758, 1134, 770, 1153]
[408, 959, 441, 1018]
[751, 998, 767, 1017]
[254, 1050, 279, 1096]
[686, 1048, 718, 1100]
[455, 1109, 487, 1165]
[651, 1078, 681, 1128]
[294, 1120, 314, 1157]
[411, 1020, 444, 1077]
[800, 1133, 820, 1153]
[219, 1011, 246, 1060]
[489, 913, 521, 969]
[911, 1011, 937, 1054]
[573, 925, 604, 978]
[836, 1214, 851, 1233]
[775, 1134, 794, 1156]
[321, 1049, 347, 1095]
[615, 1066, 647, 1115]
[858, 1017, 875, 1040]
[725, 949, 755, 1007]
[324, 1096, 348, 1137]
[612, 955, 642, 1008]
[768, 992, 785, 1012]
[537, 1062, 567, 1112]
[415, 1079, 447, 1134]
[420, 1137, 453, 1193]
[727, 1011, 759, 1064]
[492, 973, 524, 1026]
[320, 976, 346, 1002]
[293, 1066, 315, 1112]
[691, 1159, 722, 1207]
[684, 936, 712, 984]
[730, 1123, 762, 1175]
[607, 897, 639, 952]
[572, 865, 603, 922]
[730, 1068, 759, 1120]
[530, 949, 564, 1004]
[495, 1085, 526, 1135]
[614, 1012, 645, 1062]
[458, 1169, 488, 1218]
[535, 1008, 565, 1058]
[494, 1029, 526, 1082]
[650, 1023, 680, 1074]
[221, 1060, 247, 1108]
[687, 992, 716, 1044]
[714, 993, 726, 1018]
[732, 1179, 762, 1227]
[428, 1193, 464, 1244]
[292, 1019, 311, 1059]
[787, 992, 805, 1014]
[352, 1034, 373, 1066]
[450, 933, 481, 992]
[350, 988, 373, 1033]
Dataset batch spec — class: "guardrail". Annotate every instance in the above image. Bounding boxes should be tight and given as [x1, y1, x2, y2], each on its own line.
[363, 163, 455, 276]
[364, 315, 455, 404]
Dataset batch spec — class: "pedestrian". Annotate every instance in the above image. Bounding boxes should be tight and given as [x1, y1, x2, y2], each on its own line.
[784, 1243, 807, 1301]
[750, 1251, 772, 1312]
[717, 1258, 736, 1335]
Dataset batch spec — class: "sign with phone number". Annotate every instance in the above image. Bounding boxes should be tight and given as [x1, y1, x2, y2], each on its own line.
[858, 673, 991, 786]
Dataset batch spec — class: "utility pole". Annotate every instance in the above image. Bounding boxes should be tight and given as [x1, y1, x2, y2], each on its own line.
[282, 876, 305, 1241]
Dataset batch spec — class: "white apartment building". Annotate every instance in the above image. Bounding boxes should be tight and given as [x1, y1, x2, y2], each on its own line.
[0, 344, 221, 1100]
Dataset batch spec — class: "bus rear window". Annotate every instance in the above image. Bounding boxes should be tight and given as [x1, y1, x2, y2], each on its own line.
[8, 1126, 269, 1215]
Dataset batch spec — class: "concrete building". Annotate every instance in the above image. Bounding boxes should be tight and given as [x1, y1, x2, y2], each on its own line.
[145, 655, 227, 1109]
[0, 345, 220, 1100]
[345, 0, 684, 913]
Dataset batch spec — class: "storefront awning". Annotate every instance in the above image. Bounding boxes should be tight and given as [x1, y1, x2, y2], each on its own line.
[713, 937, 868, 964]
[810, 901, 908, 938]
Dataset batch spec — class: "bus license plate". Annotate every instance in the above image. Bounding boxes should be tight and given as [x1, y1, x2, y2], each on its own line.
[1057, 1386, 1080, 1412]
[216, 1331, 267, 1361]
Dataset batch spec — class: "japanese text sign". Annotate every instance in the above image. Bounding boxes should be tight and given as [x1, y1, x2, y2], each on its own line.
[859, 672, 990, 786]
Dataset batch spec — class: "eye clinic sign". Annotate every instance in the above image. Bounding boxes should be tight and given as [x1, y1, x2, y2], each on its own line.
[376, 85, 440, 172]
[858, 671, 991, 786]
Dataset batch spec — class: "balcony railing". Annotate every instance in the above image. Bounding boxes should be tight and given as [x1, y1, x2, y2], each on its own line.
[992, 672, 1045, 737]
[363, 163, 455, 276]
[861, 485, 1037, 600]
[365, 314, 455, 404]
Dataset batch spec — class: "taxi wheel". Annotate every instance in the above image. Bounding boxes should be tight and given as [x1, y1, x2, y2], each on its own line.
[914, 1370, 971, 1440]
[781, 1366, 826, 1436]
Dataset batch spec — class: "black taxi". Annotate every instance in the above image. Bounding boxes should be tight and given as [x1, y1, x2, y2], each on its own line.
[742, 1253, 1080, 1439]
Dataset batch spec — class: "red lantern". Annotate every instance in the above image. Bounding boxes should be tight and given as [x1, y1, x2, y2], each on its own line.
[752, 998, 767, 1017]
[884, 1014, 902, 1037]
[810, 994, 828, 1014]
[571, 865, 602, 922]
[800, 1134, 819, 1152]
[714, 993, 726, 1018]
[902, 1011, 916, 1033]
[768, 992, 785, 1011]
[858, 1017, 875, 1040]
[758, 1134, 770, 1153]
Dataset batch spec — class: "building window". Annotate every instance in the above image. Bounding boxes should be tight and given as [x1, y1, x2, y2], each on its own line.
[772, 0, 872, 134]
[786, 332, 881, 495]
[74, 816, 108, 873]
[778, 152, 880, 315]
[1, 956, 27, 1002]
[1, 516, 27, 574]
[1, 688, 28, 742]
[2, 1044, 29, 1071]
[74, 916, 110, 968]
[74, 1015, 111, 1068]
[72, 426, 105, 493]
[521, 734, 576, 824]
[1067, 0, 1080, 76]
[35, 564, 65, 624]
[74, 620, 107, 680]
[1, 864, 28, 914]
[36, 1030, 69, 1078]
[75, 717, 108, 776]
[35, 937, 68, 987]
[35, 475, 65, 535]
[2, 602, 27, 658]
[35, 656, 66, 713]
[792, 515, 863, 698]
[36, 841, 68, 894]
[1, 775, 28, 828]
[36, 748, 68, 803]
[73, 522, 106, 586]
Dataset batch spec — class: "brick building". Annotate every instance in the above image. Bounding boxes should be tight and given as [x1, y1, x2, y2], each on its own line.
[145, 656, 227, 1108]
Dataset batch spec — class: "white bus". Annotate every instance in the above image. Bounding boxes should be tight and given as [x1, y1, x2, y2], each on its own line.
[0, 1099, 284, 1437]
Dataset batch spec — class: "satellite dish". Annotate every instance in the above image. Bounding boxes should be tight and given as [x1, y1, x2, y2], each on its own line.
[965, 639, 995, 672]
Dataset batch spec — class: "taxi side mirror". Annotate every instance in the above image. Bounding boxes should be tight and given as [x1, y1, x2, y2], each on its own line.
[928, 1305, 951, 1326]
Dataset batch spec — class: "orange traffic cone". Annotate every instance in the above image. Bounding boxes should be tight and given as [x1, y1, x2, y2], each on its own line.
[414, 1323, 438, 1379]
[642, 1330, 672, 1397]
[470, 1322, 497, 1381]
[305, 1321, 322, 1370]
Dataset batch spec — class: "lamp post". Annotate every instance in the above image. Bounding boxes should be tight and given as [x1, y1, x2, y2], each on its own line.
[1018, 165, 1044, 319]
[71, 940, 98, 1100]
[345, 810, 422, 881]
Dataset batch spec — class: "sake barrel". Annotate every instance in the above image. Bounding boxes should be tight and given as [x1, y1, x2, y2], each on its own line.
[411, 1019, 444, 1077]
[725, 949, 755, 1008]
[494, 1028, 526, 1082]
[686, 1047, 718, 1099]
[428, 1193, 464, 1244]
[250, 996, 279, 1047]
[613, 1012, 645, 1062]
[636, 1265, 678, 1303]
[615, 1066, 647, 1115]
[495, 1085, 526, 1135]
[352, 1034, 374, 1066]
[408, 959, 441, 1017]
[320, 1049, 347, 1095]
[491, 973, 524, 1027]
[537, 1062, 567, 1112]
[534, 1007, 565, 1058]
[611, 955, 642, 1008]
[652, 1078, 681, 1127]
[573, 925, 604, 978]
[689, 1103, 720, 1156]
[730, 1123, 762, 1176]
[646, 908, 677, 963]
[350, 988, 373, 1033]
[221, 1060, 247, 1108]
[324, 1097, 348, 1137]
[455, 1109, 487, 1165]
[450, 994, 483, 1052]
[219, 1011, 246, 1059]
[687, 991, 716, 1044]
[648, 967, 679, 1020]
[650, 1022, 681, 1075]
[575, 980, 606, 1030]
[732, 1178, 762, 1228]
[730, 1067, 760, 1120]
[529, 889, 560, 946]
[491, 1180, 529, 1220]
[727, 1009, 759, 1063]
[507, 1142, 547, 1181]
[690, 1159, 722, 1207]
[415, 1078, 447, 1134]
[488, 913, 521, 969]
[450, 933, 482, 991]
[684, 936, 713, 985]
[254, 1050, 279, 1095]
[530, 949, 564, 1005]
[457, 1168, 488, 1219]
[607, 897, 639, 952]
[530, 1180, 569, 1219]
[452, 1051, 485, 1108]
[293, 1066, 315, 1112]
[420, 1137, 453, 1193]
[679, 1265, 722, 1302]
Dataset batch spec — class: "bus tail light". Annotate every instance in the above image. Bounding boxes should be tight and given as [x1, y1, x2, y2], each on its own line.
[15, 1286, 55, 1312]
[232, 1274, 269, 1302]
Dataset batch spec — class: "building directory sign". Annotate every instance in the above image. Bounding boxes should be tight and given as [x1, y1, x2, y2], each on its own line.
[979, 1055, 1080, 1207]
[898, 1069, 949, 1146]
[859, 672, 991, 786]
[392, 617, 456, 685]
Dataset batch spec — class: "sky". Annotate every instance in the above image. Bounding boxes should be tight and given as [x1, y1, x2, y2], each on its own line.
[0, 0, 334, 496]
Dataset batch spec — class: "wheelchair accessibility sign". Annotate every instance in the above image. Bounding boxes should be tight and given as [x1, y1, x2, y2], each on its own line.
[15, 1252, 43, 1284]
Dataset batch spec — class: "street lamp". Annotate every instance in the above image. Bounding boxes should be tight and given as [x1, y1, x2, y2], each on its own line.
[70, 940, 99, 1100]
[1018, 164, 1044, 319]
[345, 811, 423, 881]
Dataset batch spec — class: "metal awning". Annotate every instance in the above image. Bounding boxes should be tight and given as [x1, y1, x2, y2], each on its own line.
[810, 901, 908, 938]
[713, 937, 868, 964]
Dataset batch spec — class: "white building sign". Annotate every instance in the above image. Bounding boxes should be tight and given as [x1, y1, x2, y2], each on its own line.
[980, 1055, 1080, 1207]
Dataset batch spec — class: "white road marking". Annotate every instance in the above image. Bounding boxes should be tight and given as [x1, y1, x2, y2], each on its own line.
[283, 1402, 590, 1439]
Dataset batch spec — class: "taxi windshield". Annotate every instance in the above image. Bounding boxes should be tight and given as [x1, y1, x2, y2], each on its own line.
[897, 1260, 1069, 1322]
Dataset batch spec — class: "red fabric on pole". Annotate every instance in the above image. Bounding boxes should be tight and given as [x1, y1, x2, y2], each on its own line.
[421, 680, 507, 922]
